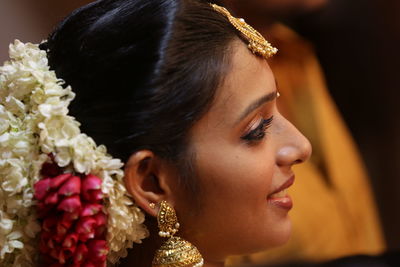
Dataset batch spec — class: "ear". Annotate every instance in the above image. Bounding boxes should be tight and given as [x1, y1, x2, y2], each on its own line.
[124, 150, 174, 217]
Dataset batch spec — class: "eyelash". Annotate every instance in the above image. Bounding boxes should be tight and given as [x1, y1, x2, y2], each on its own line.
[241, 116, 274, 142]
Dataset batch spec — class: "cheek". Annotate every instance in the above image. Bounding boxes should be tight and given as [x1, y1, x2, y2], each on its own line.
[186, 141, 291, 258]
[197, 141, 274, 204]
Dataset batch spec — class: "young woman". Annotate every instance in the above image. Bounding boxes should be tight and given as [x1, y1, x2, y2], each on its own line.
[0, 0, 311, 266]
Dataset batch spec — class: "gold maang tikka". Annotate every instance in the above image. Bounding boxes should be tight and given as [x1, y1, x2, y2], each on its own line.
[211, 4, 278, 59]
[152, 201, 204, 267]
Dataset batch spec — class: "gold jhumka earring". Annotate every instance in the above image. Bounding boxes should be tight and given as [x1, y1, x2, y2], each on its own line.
[210, 3, 278, 60]
[152, 201, 204, 267]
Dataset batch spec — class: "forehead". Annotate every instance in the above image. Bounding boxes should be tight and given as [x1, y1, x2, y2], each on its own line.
[205, 40, 276, 125]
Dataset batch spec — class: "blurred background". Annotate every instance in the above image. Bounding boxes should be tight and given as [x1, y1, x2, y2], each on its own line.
[1, 0, 399, 264]
[288, 0, 400, 251]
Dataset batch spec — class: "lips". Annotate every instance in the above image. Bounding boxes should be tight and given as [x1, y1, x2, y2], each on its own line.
[267, 175, 295, 210]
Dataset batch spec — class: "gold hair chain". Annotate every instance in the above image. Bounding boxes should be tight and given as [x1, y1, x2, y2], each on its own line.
[211, 4, 278, 59]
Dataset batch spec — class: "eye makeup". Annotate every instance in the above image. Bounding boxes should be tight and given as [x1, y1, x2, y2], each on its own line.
[241, 116, 273, 142]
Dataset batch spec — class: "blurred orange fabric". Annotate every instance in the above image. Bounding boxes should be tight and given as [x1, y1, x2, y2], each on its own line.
[228, 24, 385, 266]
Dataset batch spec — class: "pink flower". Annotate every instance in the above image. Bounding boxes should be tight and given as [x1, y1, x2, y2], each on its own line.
[84, 189, 103, 203]
[40, 231, 52, 254]
[62, 233, 78, 249]
[82, 175, 103, 202]
[61, 233, 78, 262]
[56, 223, 68, 239]
[36, 164, 108, 265]
[87, 239, 108, 263]
[73, 243, 88, 265]
[43, 216, 57, 232]
[80, 203, 103, 217]
[48, 236, 57, 250]
[50, 173, 73, 188]
[93, 212, 107, 238]
[58, 176, 81, 196]
[34, 178, 51, 201]
[82, 175, 101, 190]
[59, 214, 79, 228]
[82, 262, 96, 267]
[76, 217, 97, 242]
[57, 195, 82, 213]
[93, 212, 107, 226]
[44, 191, 59, 205]
[58, 249, 68, 264]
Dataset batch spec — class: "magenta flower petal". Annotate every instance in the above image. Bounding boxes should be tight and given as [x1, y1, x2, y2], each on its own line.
[50, 248, 59, 260]
[83, 262, 106, 267]
[82, 262, 96, 267]
[48, 238, 56, 249]
[73, 243, 88, 264]
[56, 223, 68, 240]
[95, 226, 106, 239]
[40, 231, 51, 253]
[77, 217, 97, 242]
[86, 189, 104, 203]
[58, 249, 70, 264]
[80, 203, 103, 217]
[59, 216, 74, 230]
[76, 217, 97, 234]
[44, 191, 59, 205]
[50, 173, 73, 189]
[87, 239, 108, 262]
[34, 178, 51, 201]
[93, 212, 107, 226]
[58, 176, 81, 196]
[43, 216, 58, 232]
[93, 212, 107, 238]
[40, 241, 49, 254]
[62, 210, 80, 223]
[78, 232, 95, 243]
[82, 175, 102, 191]
[57, 195, 82, 213]
[62, 233, 78, 249]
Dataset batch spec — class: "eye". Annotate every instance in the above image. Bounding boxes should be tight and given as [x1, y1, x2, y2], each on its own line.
[241, 116, 273, 142]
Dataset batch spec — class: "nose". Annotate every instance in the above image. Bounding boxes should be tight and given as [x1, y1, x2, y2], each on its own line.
[275, 115, 312, 167]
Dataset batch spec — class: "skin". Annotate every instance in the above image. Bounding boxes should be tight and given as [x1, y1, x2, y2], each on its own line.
[124, 40, 311, 266]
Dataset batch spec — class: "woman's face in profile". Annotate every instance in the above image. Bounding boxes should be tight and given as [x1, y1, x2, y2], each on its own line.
[178, 40, 312, 262]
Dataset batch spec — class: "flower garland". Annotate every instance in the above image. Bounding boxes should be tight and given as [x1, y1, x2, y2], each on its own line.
[0, 40, 148, 266]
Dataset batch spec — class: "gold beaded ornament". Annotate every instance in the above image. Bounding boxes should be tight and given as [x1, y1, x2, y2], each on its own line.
[152, 201, 204, 267]
[211, 3, 278, 59]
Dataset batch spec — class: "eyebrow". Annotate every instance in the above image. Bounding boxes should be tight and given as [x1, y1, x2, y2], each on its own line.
[235, 90, 278, 125]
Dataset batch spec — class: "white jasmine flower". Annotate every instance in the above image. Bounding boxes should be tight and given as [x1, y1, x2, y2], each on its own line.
[0, 40, 148, 266]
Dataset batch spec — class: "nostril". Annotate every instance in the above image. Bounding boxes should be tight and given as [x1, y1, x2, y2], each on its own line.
[293, 159, 303, 165]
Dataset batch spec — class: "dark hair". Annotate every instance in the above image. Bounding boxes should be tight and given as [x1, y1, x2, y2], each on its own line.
[40, 0, 237, 192]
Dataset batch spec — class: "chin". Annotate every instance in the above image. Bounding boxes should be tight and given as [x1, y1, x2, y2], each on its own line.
[269, 216, 292, 248]
[245, 218, 292, 254]
[265, 216, 292, 249]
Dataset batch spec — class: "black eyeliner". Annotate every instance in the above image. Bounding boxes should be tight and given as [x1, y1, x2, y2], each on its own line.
[241, 116, 274, 141]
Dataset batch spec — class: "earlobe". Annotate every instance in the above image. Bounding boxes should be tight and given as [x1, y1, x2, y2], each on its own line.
[124, 150, 170, 217]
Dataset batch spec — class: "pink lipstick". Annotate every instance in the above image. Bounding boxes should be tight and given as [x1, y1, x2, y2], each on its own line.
[267, 176, 295, 210]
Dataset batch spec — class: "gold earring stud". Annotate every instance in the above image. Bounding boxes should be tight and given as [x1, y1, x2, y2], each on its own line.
[152, 201, 203, 267]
